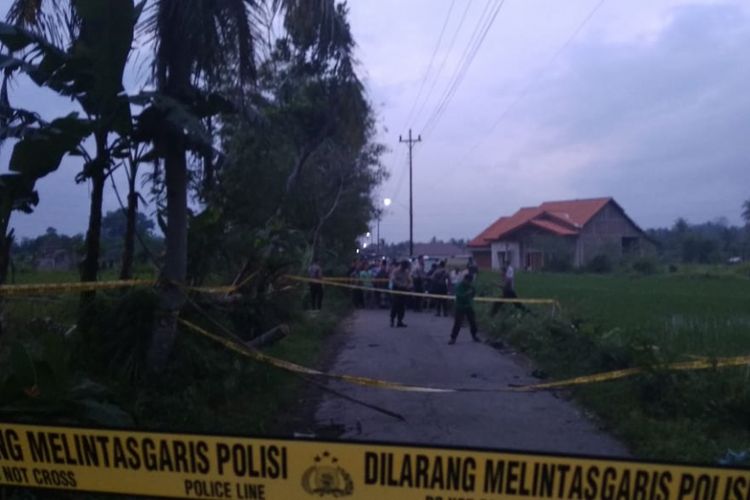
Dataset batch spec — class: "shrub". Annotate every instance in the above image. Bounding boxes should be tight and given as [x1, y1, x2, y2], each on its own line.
[543, 255, 573, 272]
[586, 254, 613, 273]
[734, 262, 750, 278]
[632, 257, 659, 275]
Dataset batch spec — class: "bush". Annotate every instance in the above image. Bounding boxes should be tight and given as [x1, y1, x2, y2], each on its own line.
[632, 257, 659, 275]
[586, 254, 613, 273]
[734, 262, 750, 278]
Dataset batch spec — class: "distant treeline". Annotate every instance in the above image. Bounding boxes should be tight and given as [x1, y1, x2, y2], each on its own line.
[12, 209, 163, 272]
[646, 217, 749, 264]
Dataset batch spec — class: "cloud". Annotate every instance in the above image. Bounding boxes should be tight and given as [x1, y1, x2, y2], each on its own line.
[501, 2, 750, 228]
[370, 1, 750, 241]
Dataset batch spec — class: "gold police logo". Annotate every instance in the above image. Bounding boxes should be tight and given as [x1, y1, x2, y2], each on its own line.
[301, 451, 354, 497]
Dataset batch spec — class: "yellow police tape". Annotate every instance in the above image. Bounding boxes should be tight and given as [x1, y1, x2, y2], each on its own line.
[1, 421, 748, 499]
[179, 319, 454, 393]
[290, 276, 559, 306]
[0, 273, 257, 297]
[321, 277, 391, 283]
[0, 275, 559, 308]
[179, 318, 750, 394]
[0, 279, 153, 297]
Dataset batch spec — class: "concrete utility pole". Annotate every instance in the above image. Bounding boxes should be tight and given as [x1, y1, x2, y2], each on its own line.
[399, 129, 421, 257]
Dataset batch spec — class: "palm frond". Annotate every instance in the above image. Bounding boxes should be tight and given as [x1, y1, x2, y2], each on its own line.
[5, 0, 79, 48]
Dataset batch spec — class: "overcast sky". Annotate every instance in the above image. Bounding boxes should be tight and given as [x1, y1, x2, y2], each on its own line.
[3, 0, 750, 242]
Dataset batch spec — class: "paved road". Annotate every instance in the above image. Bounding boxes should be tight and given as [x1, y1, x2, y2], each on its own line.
[315, 308, 628, 457]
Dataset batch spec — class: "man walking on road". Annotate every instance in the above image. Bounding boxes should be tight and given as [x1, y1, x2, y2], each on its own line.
[491, 261, 529, 316]
[449, 273, 479, 344]
[390, 260, 412, 327]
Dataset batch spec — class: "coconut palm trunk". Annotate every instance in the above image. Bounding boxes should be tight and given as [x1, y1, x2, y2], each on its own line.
[120, 161, 139, 280]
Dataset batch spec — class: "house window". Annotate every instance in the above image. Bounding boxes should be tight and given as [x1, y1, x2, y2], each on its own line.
[525, 251, 543, 271]
[496, 251, 513, 267]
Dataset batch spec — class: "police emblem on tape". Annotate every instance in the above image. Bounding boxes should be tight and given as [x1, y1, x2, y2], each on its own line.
[301, 451, 354, 497]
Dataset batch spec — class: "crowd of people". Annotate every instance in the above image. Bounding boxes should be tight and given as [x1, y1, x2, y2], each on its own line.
[308, 255, 525, 344]
[344, 256, 478, 315]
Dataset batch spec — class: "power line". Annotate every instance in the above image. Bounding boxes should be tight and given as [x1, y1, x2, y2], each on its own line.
[408, 0, 473, 131]
[400, 0, 456, 132]
[421, 0, 506, 137]
[418, 0, 495, 134]
[463, 0, 606, 158]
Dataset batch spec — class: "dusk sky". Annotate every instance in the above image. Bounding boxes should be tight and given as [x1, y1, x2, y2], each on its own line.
[3, 0, 750, 242]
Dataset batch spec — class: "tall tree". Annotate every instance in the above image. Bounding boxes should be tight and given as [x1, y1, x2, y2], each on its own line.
[141, 0, 346, 369]
[5, 0, 141, 308]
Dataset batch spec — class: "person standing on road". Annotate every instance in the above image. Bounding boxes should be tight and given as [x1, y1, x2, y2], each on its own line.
[466, 257, 479, 280]
[374, 259, 389, 308]
[430, 260, 450, 317]
[390, 260, 412, 327]
[359, 263, 374, 308]
[308, 259, 324, 310]
[449, 273, 479, 344]
[411, 255, 426, 311]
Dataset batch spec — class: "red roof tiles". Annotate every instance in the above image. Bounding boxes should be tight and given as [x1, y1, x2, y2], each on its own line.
[468, 197, 613, 247]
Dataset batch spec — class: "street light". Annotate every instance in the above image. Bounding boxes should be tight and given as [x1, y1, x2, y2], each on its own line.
[378, 198, 392, 255]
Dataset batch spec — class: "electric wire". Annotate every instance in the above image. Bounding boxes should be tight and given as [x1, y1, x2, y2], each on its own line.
[400, 0, 456, 132]
[463, 0, 606, 159]
[421, 0, 506, 137]
[408, 0, 473, 131]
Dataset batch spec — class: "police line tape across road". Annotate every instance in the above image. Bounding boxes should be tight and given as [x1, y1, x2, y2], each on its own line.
[179, 318, 750, 394]
[289, 276, 561, 306]
[0, 274, 560, 307]
[1, 421, 748, 499]
[0, 272, 255, 297]
[4, 277, 750, 393]
[6, 275, 750, 389]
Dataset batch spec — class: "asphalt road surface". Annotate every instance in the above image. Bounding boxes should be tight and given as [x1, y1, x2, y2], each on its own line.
[315, 308, 628, 457]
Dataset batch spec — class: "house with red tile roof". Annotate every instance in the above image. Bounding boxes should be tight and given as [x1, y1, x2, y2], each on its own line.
[468, 197, 652, 270]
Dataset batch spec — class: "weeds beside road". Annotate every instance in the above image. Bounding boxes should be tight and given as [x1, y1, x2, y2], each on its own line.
[475, 269, 750, 464]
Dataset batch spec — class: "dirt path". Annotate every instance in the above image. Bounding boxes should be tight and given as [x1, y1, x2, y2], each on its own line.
[314, 308, 628, 457]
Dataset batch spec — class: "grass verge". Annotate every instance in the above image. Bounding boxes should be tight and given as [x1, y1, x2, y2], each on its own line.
[475, 270, 750, 465]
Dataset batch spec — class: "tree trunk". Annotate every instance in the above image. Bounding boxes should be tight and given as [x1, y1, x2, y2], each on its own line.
[120, 174, 138, 280]
[81, 171, 105, 284]
[79, 131, 108, 329]
[147, 140, 188, 370]
[147, 0, 193, 371]
[0, 207, 12, 339]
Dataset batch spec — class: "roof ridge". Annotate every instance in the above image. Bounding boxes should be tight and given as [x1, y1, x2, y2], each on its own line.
[540, 196, 612, 204]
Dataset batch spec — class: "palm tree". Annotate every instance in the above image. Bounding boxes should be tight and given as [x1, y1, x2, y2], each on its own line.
[142, 0, 348, 369]
[6, 0, 138, 306]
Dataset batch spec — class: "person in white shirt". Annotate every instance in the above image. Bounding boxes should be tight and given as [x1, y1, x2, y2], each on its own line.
[491, 260, 528, 315]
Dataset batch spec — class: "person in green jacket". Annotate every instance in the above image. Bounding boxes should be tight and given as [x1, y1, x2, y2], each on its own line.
[449, 273, 479, 344]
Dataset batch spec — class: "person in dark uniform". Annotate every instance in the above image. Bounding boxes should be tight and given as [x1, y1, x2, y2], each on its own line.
[390, 260, 412, 327]
[430, 260, 450, 317]
[410, 255, 425, 311]
[466, 257, 479, 280]
[374, 259, 389, 308]
[449, 273, 479, 344]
